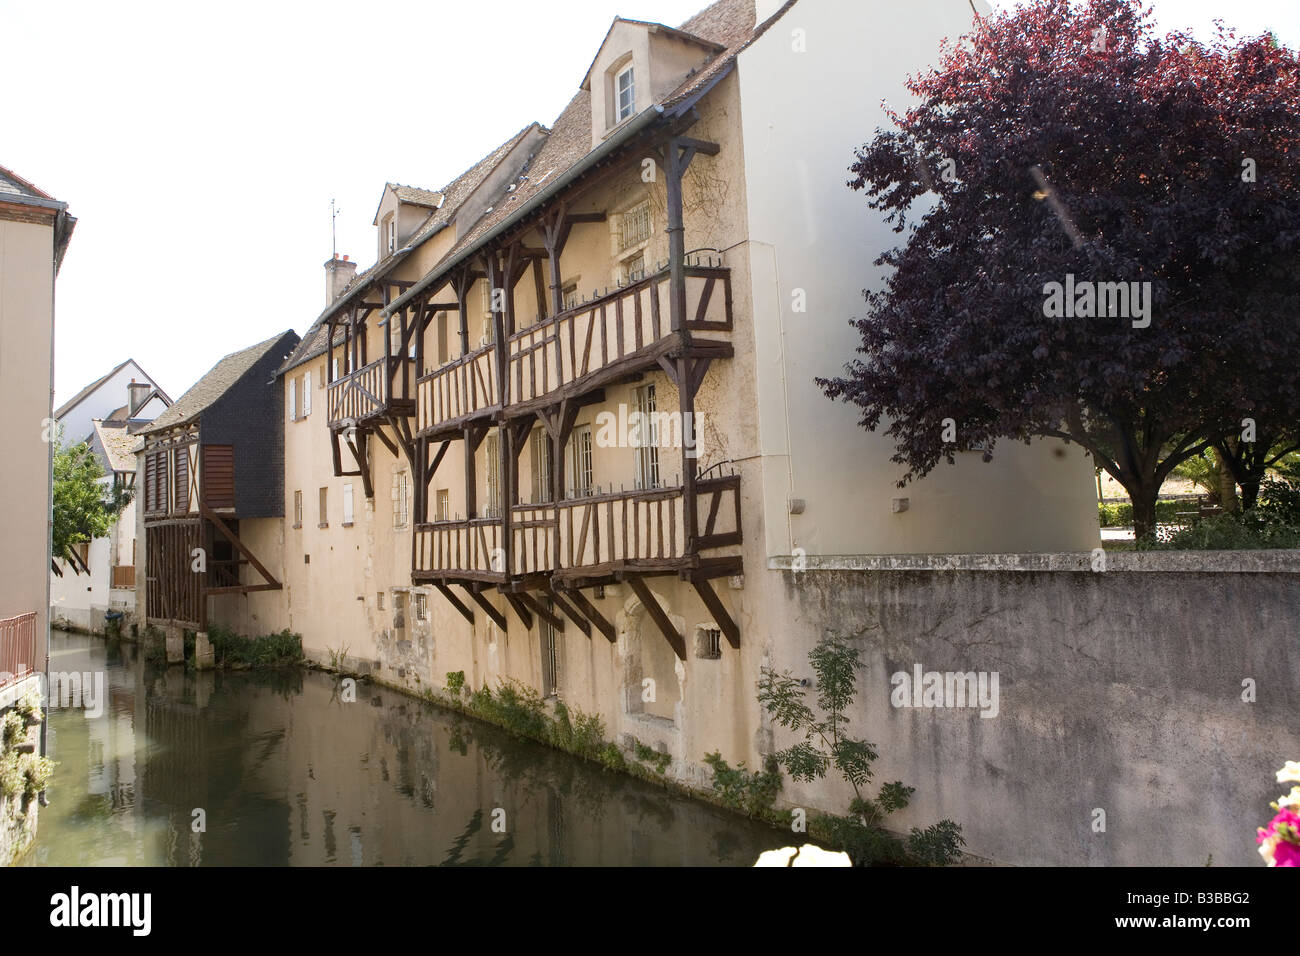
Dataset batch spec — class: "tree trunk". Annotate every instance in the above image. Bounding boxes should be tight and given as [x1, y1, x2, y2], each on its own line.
[1213, 447, 1239, 513]
[1240, 475, 1262, 512]
[1130, 486, 1160, 544]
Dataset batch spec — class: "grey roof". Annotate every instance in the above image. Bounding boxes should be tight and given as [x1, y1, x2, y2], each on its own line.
[281, 122, 543, 374]
[92, 420, 138, 473]
[142, 331, 298, 434]
[0, 165, 59, 206]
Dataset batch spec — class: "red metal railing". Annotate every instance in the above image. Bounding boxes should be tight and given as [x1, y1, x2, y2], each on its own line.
[0, 612, 40, 691]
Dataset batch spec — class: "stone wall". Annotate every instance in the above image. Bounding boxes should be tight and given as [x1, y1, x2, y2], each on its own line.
[759, 552, 1300, 866]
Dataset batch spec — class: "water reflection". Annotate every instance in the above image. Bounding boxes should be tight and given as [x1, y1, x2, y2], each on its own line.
[24, 631, 784, 866]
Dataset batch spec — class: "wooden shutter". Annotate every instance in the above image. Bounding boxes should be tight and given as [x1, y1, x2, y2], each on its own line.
[174, 446, 189, 513]
[156, 452, 168, 514]
[145, 453, 156, 512]
[203, 445, 235, 510]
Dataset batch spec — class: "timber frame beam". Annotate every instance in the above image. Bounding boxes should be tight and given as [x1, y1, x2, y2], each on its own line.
[625, 575, 686, 661]
[200, 503, 282, 593]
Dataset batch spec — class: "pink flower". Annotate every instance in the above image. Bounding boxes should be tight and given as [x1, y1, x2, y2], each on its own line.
[1257, 808, 1300, 866]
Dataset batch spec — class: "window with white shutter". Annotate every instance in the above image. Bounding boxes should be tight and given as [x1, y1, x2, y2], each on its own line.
[303, 372, 312, 416]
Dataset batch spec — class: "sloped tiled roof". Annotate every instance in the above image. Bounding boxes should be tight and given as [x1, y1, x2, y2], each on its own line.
[389, 0, 776, 313]
[92, 420, 138, 473]
[143, 331, 298, 433]
[392, 184, 443, 208]
[579, 17, 726, 90]
[281, 123, 544, 374]
[0, 165, 56, 202]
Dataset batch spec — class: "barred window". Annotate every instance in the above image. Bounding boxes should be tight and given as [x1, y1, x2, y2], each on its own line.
[621, 200, 652, 251]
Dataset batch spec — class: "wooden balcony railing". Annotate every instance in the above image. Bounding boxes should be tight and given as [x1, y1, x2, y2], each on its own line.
[414, 517, 504, 579]
[0, 612, 40, 690]
[412, 475, 741, 582]
[328, 356, 414, 426]
[416, 344, 498, 436]
[506, 265, 731, 413]
[413, 265, 732, 437]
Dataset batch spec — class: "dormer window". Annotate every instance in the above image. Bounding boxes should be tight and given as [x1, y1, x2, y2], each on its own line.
[616, 65, 636, 122]
[384, 214, 396, 255]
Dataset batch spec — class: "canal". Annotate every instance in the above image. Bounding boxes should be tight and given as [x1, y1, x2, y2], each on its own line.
[22, 630, 786, 866]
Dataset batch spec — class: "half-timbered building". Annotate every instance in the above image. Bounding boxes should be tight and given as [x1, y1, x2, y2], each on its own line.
[136, 330, 299, 637]
[173, 0, 1100, 782]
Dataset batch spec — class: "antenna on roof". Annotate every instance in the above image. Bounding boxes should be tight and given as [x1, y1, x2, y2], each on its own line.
[331, 198, 341, 259]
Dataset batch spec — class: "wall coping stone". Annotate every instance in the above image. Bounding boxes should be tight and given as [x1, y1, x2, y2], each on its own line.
[767, 550, 1300, 574]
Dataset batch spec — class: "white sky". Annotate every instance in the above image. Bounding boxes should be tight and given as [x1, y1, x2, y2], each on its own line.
[3, 0, 1296, 407]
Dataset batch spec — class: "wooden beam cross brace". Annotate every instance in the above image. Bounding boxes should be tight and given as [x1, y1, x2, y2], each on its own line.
[434, 583, 474, 625]
[626, 575, 685, 660]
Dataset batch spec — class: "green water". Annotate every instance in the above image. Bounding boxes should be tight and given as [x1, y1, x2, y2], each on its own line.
[22, 630, 785, 866]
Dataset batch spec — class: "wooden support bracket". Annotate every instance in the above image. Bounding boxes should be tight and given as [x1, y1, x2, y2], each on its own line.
[503, 592, 534, 630]
[564, 587, 615, 642]
[691, 576, 739, 649]
[434, 583, 475, 625]
[464, 586, 507, 631]
[627, 576, 685, 661]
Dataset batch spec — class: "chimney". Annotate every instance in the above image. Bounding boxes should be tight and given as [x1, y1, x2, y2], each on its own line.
[128, 379, 151, 417]
[325, 254, 358, 305]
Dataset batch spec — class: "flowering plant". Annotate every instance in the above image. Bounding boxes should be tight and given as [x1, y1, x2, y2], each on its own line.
[1257, 761, 1300, 867]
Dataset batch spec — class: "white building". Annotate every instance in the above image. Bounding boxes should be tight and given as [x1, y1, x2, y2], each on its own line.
[50, 361, 170, 633]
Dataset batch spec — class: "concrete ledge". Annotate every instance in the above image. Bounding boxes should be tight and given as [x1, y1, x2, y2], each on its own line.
[767, 550, 1300, 574]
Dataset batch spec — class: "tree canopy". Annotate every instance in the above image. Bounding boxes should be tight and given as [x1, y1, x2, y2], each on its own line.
[52, 433, 132, 567]
[819, 0, 1300, 539]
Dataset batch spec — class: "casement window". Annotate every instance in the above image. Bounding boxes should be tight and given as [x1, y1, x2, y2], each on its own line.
[288, 378, 298, 421]
[342, 482, 354, 525]
[562, 282, 580, 311]
[435, 488, 450, 521]
[540, 607, 560, 697]
[318, 487, 328, 528]
[376, 592, 385, 611]
[623, 252, 646, 284]
[485, 434, 501, 517]
[616, 65, 635, 122]
[620, 200, 652, 251]
[569, 425, 593, 498]
[332, 358, 341, 381]
[384, 214, 396, 255]
[634, 384, 660, 490]
[393, 471, 410, 529]
[293, 490, 302, 527]
[530, 429, 553, 504]
[436, 311, 449, 366]
[302, 372, 312, 416]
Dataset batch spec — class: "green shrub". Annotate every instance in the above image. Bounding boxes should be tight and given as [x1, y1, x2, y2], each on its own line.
[1098, 499, 1200, 528]
[631, 737, 672, 775]
[1258, 476, 1300, 528]
[445, 670, 466, 696]
[1142, 513, 1300, 550]
[208, 626, 303, 668]
[1, 711, 26, 749]
[703, 752, 782, 816]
